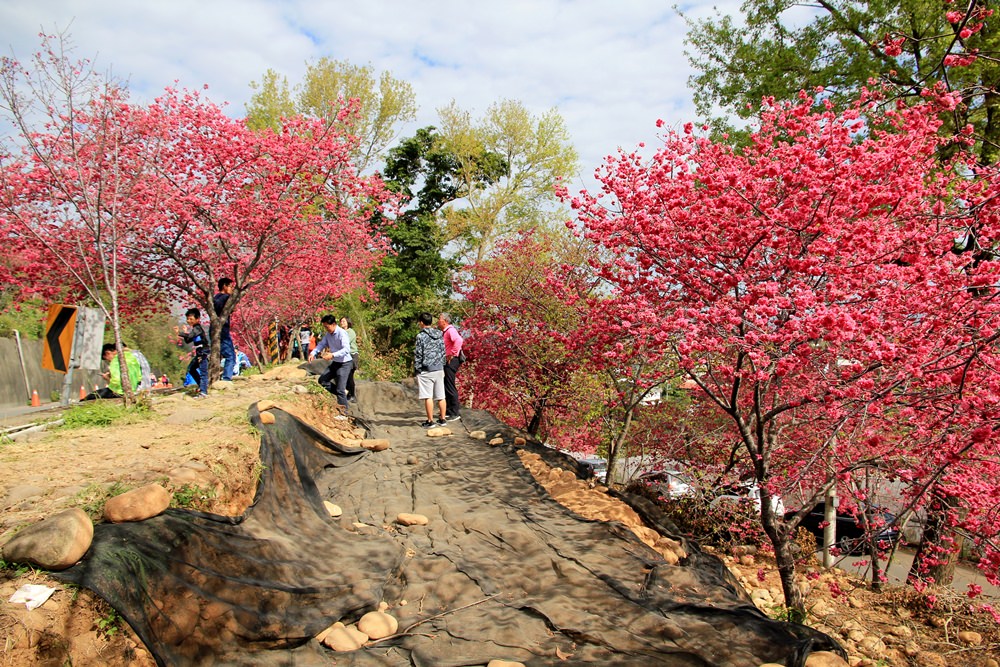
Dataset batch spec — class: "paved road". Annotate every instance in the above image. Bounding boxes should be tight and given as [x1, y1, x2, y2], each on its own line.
[0, 402, 65, 429]
[823, 548, 999, 600]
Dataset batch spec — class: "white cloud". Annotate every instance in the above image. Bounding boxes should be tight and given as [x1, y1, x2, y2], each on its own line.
[0, 0, 739, 183]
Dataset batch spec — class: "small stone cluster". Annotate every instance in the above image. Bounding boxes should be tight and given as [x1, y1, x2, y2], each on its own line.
[721, 552, 996, 667]
[517, 450, 687, 565]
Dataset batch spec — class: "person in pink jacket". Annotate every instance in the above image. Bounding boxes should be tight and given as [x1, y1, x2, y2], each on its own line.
[437, 312, 465, 421]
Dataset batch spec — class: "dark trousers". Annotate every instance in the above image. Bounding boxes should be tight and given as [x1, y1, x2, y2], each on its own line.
[83, 387, 120, 401]
[346, 353, 359, 400]
[444, 356, 463, 417]
[319, 358, 353, 408]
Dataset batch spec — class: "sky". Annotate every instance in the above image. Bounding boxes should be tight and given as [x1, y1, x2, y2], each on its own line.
[0, 0, 739, 191]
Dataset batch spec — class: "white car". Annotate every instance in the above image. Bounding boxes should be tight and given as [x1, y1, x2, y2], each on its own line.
[710, 481, 785, 515]
[634, 469, 695, 499]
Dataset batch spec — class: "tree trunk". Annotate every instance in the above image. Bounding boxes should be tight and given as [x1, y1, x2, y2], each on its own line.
[864, 502, 885, 592]
[256, 330, 270, 365]
[526, 397, 546, 436]
[908, 492, 964, 586]
[113, 338, 134, 408]
[606, 406, 637, 487]
[767, 515, 804, 615]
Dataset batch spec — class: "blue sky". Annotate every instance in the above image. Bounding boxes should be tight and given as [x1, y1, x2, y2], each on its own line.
[1, 0, 739, 189]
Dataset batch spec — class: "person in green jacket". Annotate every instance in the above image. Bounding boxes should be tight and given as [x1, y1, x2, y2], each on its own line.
[84, 343, 142, 399]
[339, 317, 359, 402]
[108, 346, 143, 396]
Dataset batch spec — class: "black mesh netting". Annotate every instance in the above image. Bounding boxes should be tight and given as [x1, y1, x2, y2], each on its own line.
[55, 380, 845, 666]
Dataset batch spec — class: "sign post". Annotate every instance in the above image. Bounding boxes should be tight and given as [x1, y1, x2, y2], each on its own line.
[42, 304, 106, 405]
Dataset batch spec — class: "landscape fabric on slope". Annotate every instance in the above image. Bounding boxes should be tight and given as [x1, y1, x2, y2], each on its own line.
[55, 381, 844, 666]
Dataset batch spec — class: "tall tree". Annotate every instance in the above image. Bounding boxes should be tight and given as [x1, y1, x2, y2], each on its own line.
[123, 90, 394, 382]
[437, 99, 578, 265]
[246, 59, 417, 173]
[367, 127, 464, 351]
[568, 91, 1000, 612]
[0, 32, 149, 404]
[461, 228, 682, 483]
[460, 228, 604, 452]
[683, 0, 1000, 162]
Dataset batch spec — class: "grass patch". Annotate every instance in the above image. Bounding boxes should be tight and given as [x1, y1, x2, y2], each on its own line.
[95, 602, 124, 638]
[169, 483, 216, 510]
[0, 557, 34, 578]
[73, 481, 132, 520]
[60, 400, 153, 429]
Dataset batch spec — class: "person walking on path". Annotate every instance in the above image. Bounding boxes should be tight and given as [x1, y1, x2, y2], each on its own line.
[175, 308, 210, 398]
[437, 312, 464, 421]
[309, 314, 353, 409]
[213, 278, 236, 381]
[340, 317, 359, 402]
[414, 312, 447, 427]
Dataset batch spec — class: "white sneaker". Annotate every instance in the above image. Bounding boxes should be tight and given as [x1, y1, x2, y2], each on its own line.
[446, 414, 461, 422]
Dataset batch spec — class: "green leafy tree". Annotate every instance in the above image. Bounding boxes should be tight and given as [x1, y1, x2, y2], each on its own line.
[246, 59, 417, 172]
[436, 99, 579, 264]
[683, 0, 1000, 162]
[244, 69, 295, 131]
[367, 127, 464, 351]
[121, 309, 187, 384]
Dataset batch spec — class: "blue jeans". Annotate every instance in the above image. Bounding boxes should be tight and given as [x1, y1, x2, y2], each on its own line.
[188, 355, 209, 395]
[220, 333, 235, 381]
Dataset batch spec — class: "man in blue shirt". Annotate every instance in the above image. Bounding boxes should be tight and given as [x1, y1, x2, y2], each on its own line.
[309, 314, 353, 408]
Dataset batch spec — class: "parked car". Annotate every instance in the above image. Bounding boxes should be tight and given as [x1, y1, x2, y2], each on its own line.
[788, 502, 900, 554]
[577, 456, 608, 483]
[632, 469, 695, 499]
[710, 481, 785, 515]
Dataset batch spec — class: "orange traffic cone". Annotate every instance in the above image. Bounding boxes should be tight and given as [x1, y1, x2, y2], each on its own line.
[79, 385, 86, 400]
[31, 389, 40, 407]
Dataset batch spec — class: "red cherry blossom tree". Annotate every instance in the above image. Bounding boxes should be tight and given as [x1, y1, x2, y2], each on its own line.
[461, 229, 682, 482]
[567, 90, 1000, 611]
[0, 33, 156, 404]
[460, 230, 601, 452]
[121, 90, 394, 381]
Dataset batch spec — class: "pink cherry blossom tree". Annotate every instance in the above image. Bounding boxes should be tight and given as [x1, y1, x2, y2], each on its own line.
[567, 90, 1000, 611]
[121, 90, 394, 381]
[0, 32, 157, 404]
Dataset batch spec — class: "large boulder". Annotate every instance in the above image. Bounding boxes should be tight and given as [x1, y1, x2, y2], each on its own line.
[1, 508, 93, 570]
[357, 610, 398, 639]
[104, 484, 171, 523]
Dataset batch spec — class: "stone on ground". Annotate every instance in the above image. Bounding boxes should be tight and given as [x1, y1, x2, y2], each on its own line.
[104, 484, 171, 522]
[1, 508, 93, 570]
[357, 610, 398, 639]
